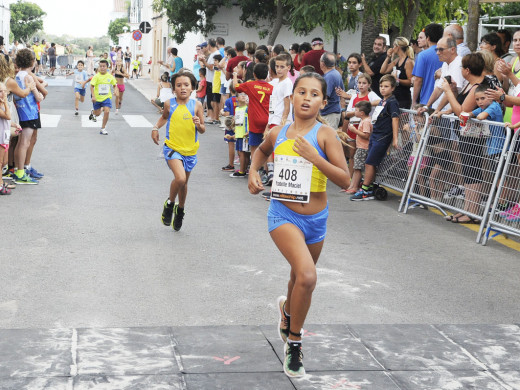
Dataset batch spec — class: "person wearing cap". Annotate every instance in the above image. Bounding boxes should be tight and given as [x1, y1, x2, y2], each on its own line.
[301, 38, 326, 75]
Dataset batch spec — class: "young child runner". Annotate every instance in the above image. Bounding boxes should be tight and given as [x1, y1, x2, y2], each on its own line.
[351, 74, 399, 201]
[221, 84, 238, 171]
[248, 73, 350, 377]
[196, 68, 207, 107]
[0, 82, 11, 195]
[342, 73, 380, 183]
[73, 60, 90, 116]
[151, 71, 205, 231]
[151, 72, 173, 113]
[347, 101, 372, 194]
[229, 92, 249, 177]
[89, 59, 119, 135]
[131, 57, 140, 79]
[112, 59, 129, 114]
[234, 63, 273, 158]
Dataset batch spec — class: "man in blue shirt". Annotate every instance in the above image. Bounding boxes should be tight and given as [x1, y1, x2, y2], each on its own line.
[320, 52, 344, 129]
[412, 23, 444, 106]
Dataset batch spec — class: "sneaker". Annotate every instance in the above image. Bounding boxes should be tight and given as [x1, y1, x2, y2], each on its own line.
[505, 205, 520, 222]
[75, 110, 79, 116]
[0, 183, 11, 195]
[161, 199, 174, 226]
[173, 204, 185, 231]
[89, 110, 96, 122]
[230, 171, 246, 178]
[221, 164, 235, 172]
[266, 172, 273, 186]
[277, 296, 290, 343]
[115, 109, 119, 115]
[26, 167, 43, 179]
[443, 185, 465, 200]
[100, 128, 108, 135]
[262, 191, 271, 201]
[499, 202, 520, 220]
[350, 188, 374, 201]
[14, 172, 38, 185]
[284, 342, 305, 377]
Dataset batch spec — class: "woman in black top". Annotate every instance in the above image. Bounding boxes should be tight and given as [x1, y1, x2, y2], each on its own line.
[380, 37, 414, 108]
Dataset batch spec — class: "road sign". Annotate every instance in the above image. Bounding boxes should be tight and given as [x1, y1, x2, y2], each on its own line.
[132, 30, 142, 41]
[139, 21, 152, 34]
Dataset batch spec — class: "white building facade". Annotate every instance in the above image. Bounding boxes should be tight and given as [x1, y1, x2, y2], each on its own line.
[0, 0, 10, 43]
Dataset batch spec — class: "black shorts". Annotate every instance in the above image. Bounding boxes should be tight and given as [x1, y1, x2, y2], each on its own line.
[36, 59, 40, 65]
[206, 82, 214, 108]
[125, 58, 131, 62]
[49, 57, 56, 68]
[213, 93, 221, 103]
[20, 116, 41, 130]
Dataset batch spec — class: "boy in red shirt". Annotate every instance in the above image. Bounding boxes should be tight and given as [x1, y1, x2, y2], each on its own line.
[233, 63, 273, 157]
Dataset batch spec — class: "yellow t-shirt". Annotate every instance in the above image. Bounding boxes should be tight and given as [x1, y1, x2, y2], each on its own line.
[132, 60, 140, 69]
[32, 44, 43, 60]
[91, 72, 116, 102]
[212, 70, 221, 94]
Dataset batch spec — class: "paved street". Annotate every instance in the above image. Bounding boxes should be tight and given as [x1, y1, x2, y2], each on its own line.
[2, 76, 520, 389]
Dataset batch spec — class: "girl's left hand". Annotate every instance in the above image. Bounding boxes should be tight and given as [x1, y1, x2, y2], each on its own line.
[293, 135, 318, 163]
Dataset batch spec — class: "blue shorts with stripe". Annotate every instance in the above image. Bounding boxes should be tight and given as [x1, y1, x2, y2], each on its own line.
[267, 199, 328, 244]
[163, 144, 198, 172]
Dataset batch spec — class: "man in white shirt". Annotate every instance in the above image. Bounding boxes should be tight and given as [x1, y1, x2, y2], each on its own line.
[420, 37, 466, 112]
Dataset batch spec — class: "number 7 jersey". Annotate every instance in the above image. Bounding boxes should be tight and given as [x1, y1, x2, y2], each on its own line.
[235, 80, 273, 134]
[274, 122, 328, 192]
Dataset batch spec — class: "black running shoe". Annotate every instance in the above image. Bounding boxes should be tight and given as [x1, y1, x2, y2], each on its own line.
[173, 204, 185, 231]
[284, 341, 305, 377]
[161, 199, 174, 226]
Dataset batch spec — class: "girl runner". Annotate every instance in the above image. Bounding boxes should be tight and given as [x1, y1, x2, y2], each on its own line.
[248, 73, 350, 377]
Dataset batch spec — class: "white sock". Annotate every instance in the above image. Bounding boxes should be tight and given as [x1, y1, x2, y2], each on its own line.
[267, 162, 274, 173]
[24, 165, 31, 170]
[288, 339, 301, 345]
[167, 199, 172, 205]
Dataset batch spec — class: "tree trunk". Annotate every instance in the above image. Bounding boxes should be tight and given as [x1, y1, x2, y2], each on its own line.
[467, 0, 480, 51]
[267, 0, 284, 46]
[401, 0, 421, 40]
[360, 11, 383, 56]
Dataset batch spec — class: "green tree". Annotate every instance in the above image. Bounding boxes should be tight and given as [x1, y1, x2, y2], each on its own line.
[108, 17, 130, 44]
[10, 0, 46, 44]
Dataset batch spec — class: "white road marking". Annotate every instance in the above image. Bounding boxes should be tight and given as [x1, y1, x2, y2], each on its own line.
[45, 78, 73, 87]
[40, 114, 61, 127]
[122, 114, 153, 128]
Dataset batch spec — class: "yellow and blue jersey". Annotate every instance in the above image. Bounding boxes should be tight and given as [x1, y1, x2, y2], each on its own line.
[274, 122, 328, 192]
[165, 98, 199, 156]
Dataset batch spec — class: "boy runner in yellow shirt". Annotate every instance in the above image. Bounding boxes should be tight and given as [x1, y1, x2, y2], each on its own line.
[89, 60, 118, 135]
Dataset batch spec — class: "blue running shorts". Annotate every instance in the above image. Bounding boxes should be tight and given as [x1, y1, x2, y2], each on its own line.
[163, 144, 198, 172]
[74, 87, 86, 96]
[248, 132, 263, 146]
[267, 199, 328, 244]
[93, 99, 112, 110]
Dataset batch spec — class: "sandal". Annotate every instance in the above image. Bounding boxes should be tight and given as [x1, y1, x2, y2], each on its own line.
[451, 215, 479, 224]
[445, 213, 463, 222]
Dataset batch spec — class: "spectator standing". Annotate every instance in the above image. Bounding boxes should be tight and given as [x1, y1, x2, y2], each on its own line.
[225, 41, 249, 80]
[193, 45, 202, 81]
[319, 52, 344, 129]
[497, 29, 514, 62]
[171, 48, 184, 75]
[443, 24, 471, 58]
[421, 37, 466, 112]
[86, 46, 95, 75]
[48, 43, 57, 76]
[361, 36, 387, 97]
[412, 23, 444, 106]
[199, 39, 219, 122]
[294, 42, 311, 71]
[217, 37, 226, 57]
[380, 37, 415, 108]
[301, 38, 326, 75]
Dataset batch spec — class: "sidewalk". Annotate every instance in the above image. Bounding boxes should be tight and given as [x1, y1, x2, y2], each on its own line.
[127, 76, 157, 103]
[1, 324, 520, 389]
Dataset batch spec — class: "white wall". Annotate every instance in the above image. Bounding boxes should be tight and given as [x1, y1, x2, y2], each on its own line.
[0, 0, 10, 43]
[207, 6, 362, 56]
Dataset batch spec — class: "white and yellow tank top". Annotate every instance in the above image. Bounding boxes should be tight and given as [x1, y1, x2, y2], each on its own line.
[165, 98, 199, 156]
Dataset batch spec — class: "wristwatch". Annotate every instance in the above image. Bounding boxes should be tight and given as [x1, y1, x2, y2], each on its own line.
[500, 93, 506, 103]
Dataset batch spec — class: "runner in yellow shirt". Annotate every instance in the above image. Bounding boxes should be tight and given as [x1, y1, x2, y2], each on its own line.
[89, 60, 118, 135]
[32, 40, 43, 74]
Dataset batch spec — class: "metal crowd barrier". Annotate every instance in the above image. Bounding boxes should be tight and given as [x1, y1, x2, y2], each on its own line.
[375, 109, 430, 212]
[403, 115, 512, 243]
[482, 129, 520, 245]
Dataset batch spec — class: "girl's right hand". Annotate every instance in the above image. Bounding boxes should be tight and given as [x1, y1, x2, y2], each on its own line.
[248, 170, 265, 194]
